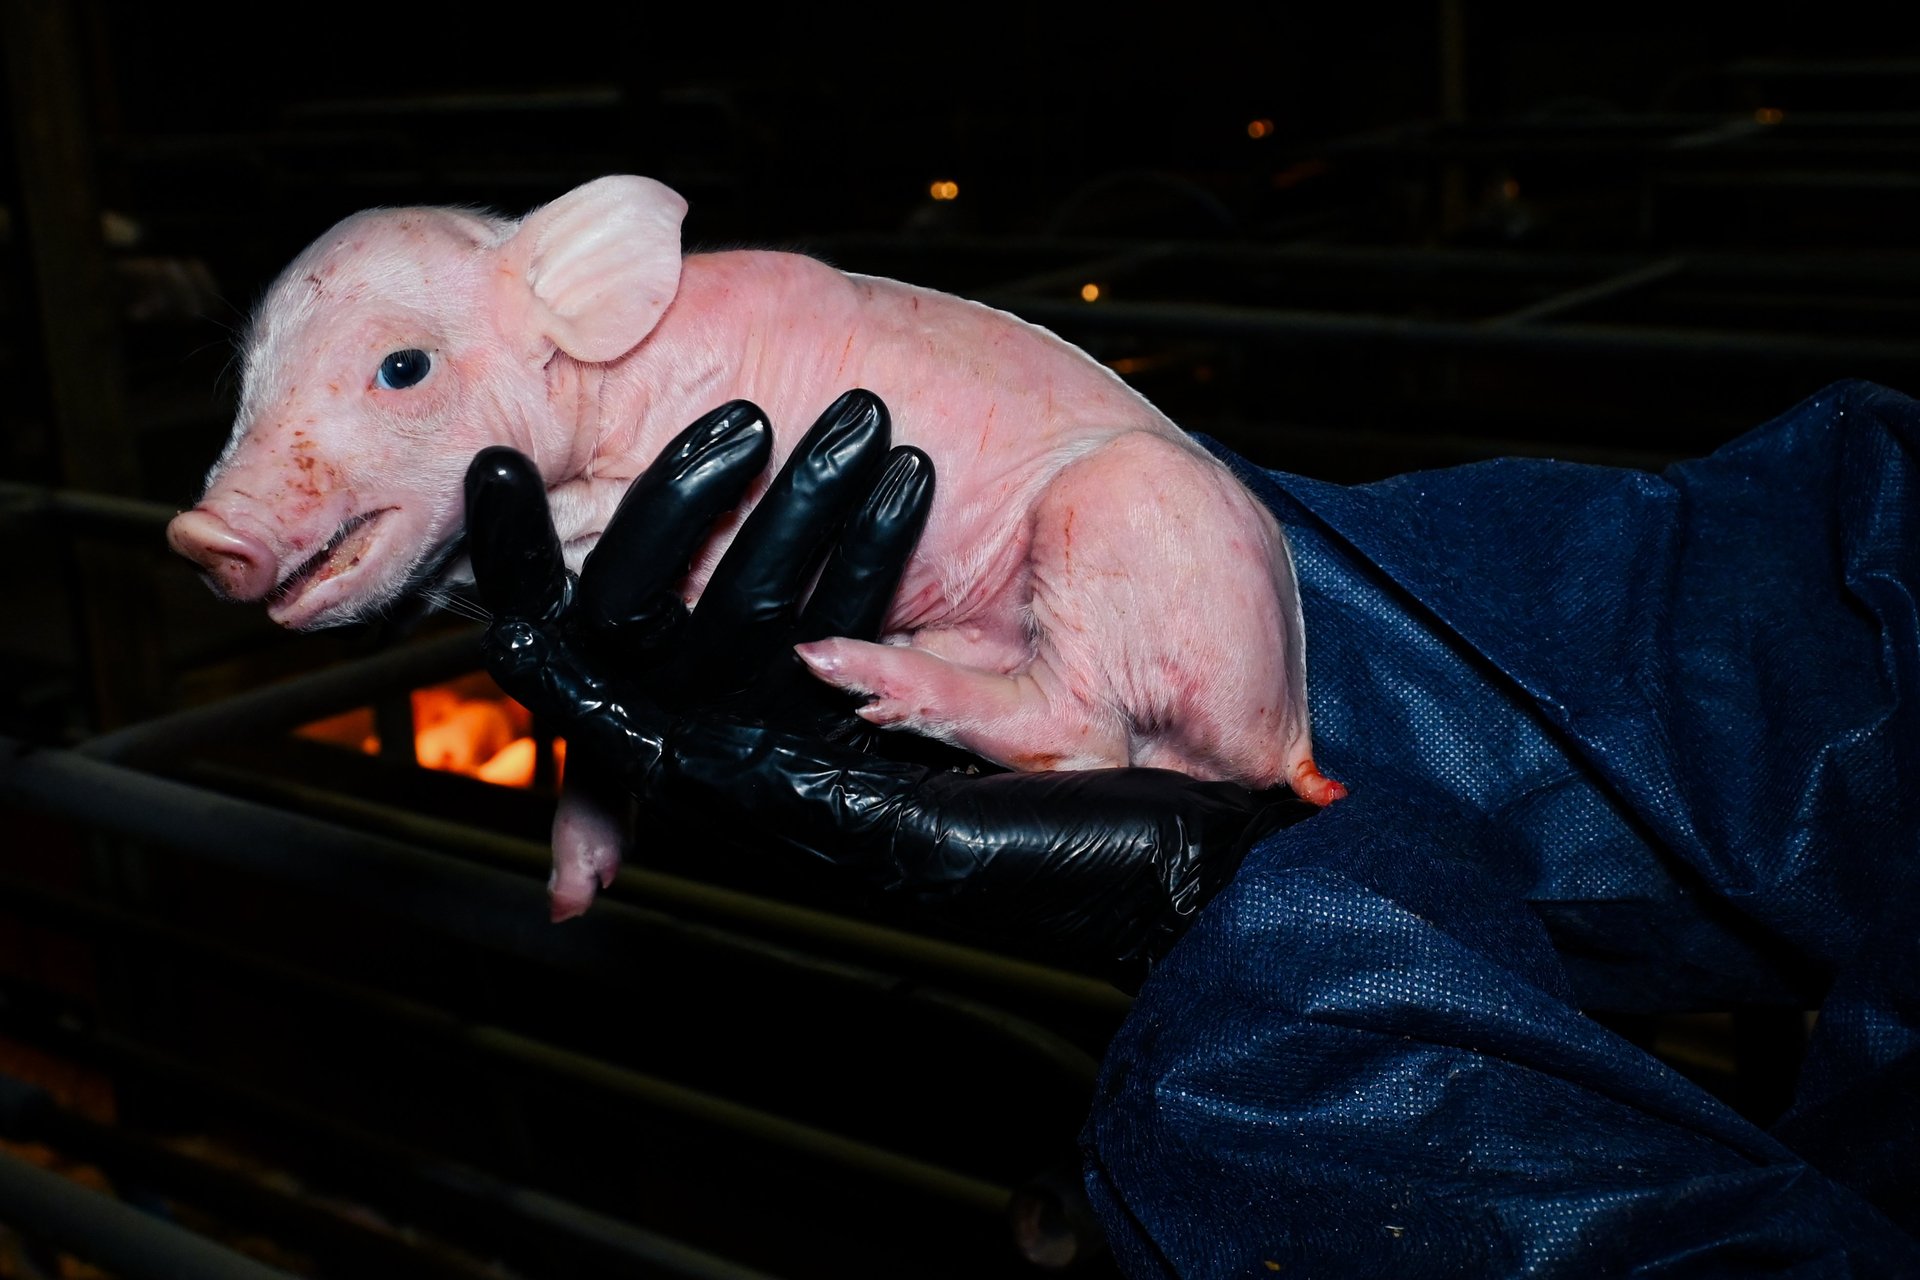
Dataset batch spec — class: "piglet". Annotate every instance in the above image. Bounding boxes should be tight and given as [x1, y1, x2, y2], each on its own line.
[168, 176, 1344, 919]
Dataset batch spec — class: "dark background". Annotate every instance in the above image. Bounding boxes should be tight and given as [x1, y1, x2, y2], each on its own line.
[1, 4, 1916, 1277]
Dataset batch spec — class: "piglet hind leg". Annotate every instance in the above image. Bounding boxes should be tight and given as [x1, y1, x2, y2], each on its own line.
[804, 432, 1339, 801]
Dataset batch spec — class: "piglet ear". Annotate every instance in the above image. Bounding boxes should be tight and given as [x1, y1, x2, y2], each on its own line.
[498, 175, 686, 364]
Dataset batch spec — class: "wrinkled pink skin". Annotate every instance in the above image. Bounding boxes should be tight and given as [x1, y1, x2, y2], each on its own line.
[168, 177, 1343, 921]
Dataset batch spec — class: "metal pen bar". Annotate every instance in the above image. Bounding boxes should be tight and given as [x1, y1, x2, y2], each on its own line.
[4, 740, 1105, 1088]
[980, 295, 1920, 367]
[0, 900, 787, 1277]
[0, 864, 1012, 1221]
[0, 482, 181, 539]
[203, 761, 1132, 1022]
[1482, 257, 1690, 329]
[812, 233, 1920, 293]
[0, 961, 790, 1278]
[78, 629, 482, 764]
[188, 756, 1112, 1079]
[0, 1072, 496, 1280]
[97, 1034, 790, 1280]
[0, 1143, 296, 1280]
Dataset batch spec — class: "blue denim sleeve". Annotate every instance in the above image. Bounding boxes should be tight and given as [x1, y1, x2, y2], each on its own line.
[1082, 381, 1920, 1277]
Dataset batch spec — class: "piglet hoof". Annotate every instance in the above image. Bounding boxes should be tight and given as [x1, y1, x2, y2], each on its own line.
[548, 850, 622, 922]
[548, 816, 624, 923]
[798, 638, 906, 711]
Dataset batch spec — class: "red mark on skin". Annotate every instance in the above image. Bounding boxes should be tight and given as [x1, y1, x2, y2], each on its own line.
[1061, 507, 1076, 571]
[289, 452, 341, 500]
[977, 402, 996, 455]
[1293, 757, 1349, 806]
[837, 331, 855, 375]
[1009, 750, 1065, 771]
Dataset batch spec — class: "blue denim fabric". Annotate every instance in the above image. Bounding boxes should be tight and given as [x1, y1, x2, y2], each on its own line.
[1084, 381, 1920, 1277]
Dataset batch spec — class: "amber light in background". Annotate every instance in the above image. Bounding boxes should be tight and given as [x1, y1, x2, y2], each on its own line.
[298, 675, 563, 788]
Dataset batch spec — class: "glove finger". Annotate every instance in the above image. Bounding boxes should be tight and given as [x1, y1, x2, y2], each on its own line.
[479, 617, 562, 716]
[577, 401, 772, 649]
[465, 446, 571, 623]
[799, 445, 934, 644]
[679, 389, 892, 687]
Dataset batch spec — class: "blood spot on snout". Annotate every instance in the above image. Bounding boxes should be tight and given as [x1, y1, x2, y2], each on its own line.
[289, 452, 340, 499]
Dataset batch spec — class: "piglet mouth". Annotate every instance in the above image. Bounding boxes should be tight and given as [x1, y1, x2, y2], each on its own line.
[269, 507, 396, 608]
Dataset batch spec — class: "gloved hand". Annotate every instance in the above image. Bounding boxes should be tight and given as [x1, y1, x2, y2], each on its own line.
[467, 389, 922, 741]
[464, 390, 1311, 980]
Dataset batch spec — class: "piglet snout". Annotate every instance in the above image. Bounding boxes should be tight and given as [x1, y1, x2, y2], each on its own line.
[167, 509, 278, 601]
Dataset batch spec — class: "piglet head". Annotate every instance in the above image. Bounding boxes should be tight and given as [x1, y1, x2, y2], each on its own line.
[167, 176, 689, 629]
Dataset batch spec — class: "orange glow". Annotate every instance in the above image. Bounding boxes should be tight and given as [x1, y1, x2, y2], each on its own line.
[298, 676, 562, 789]
[410, 683, 557, 787]
[929, 180, 960, 201]
[1247, 118, 1274, 139]
[415, 696, 521, 772]
[1501, 178, 1521, 200]
[1754, 107, 1784, 125]
[1080, 282, 1101, 302]
[475, 737, 538, 788]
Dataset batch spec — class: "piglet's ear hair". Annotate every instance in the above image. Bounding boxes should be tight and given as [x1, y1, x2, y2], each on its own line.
[496, 175, 687, 365]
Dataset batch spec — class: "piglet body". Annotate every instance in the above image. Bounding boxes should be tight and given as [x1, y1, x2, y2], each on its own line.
[169, 177, 1342, 918]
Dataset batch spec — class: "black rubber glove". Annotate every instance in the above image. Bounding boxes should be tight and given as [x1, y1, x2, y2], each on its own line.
[469, 389, 920, 739]
[465, 391, 1309, 980]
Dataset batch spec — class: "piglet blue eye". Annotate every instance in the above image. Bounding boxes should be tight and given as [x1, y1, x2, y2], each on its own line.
[375, 349, 432, 390]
